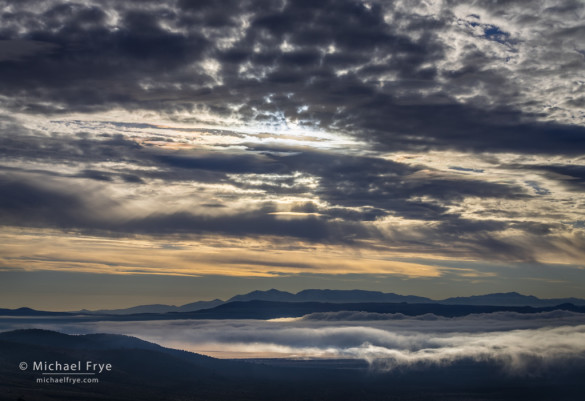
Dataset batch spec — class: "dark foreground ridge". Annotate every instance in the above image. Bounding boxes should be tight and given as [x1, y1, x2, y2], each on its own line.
[0, 308, 72, 317]
[1, 329, 585, 401]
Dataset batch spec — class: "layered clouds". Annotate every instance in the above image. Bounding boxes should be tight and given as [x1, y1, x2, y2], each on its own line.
[1, 0, 585, 302]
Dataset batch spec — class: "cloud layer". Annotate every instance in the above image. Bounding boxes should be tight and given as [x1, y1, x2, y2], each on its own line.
[0, 0, 584, 294]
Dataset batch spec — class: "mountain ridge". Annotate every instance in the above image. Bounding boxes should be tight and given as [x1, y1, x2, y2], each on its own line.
[225, 289, 585, 307]
[3, 290, 584, 315]
[78, 299, 224, 315]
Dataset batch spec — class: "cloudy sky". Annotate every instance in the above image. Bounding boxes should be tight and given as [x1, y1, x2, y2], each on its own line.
[1, 0, 585, 310]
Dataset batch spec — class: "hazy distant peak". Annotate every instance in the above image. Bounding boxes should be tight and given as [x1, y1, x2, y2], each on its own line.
[73, 299, 225, 315]
[227, 289, 432, 304]
[440, 292, 584, 307]
[227, 289, 296, 303]
[225, 289, 585, 307]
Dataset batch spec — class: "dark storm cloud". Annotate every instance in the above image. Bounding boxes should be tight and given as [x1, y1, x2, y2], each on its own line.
[157, 152, 288, 174]
[0, 115, 528, 217]
[0, 125, 142, 164]
[0, 1, 210, 113]
[0, 170, 376, 243]
[0, 163, 540, 262]
[335, 101, 585, 154]
[0, 176, 87, 228]
[223, 145, 528, 219]
[153, 148, 545, 260]
[522, 165, 585, 192]
[0, 113, 540, 253]
[119, 209, 373, 243]
[1, 0, 585, 153]
[378, 214, 543, 263]
[0, 39, 58, 62]
[150, 143, 530, 229]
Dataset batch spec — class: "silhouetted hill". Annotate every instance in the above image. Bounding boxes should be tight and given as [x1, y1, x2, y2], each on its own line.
[176, 299, 224, 312]
[0, 329, 169, 352]
[228, 288, 297, 302]
[0, 307, 72, 316]
[0, 329, 319, 400]
[168, 300, 585, 320]
[0, 329, 232, 401]
[297, 289, 431, 303]
[226, 289, 585, 307]
[227, 288, 432, 303]
[79, 303, 180, 315]
[79, 299, 224, 315]
[441, 292, 585, 306]
[54, 290, 585, 317]
[1, 329, 584, 401]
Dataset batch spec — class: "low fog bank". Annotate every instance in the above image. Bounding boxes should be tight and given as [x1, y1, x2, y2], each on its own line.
[1, 310, 585, 374]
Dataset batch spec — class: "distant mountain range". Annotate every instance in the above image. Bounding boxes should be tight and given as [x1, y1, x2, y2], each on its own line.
[230, 289, 585, 307]
[84, 289, 585, 314]
[439, 292, 585, 307]
[227, 289, 432, 304]
[228, 289, 585, 307]
[1, 290, 584, 316]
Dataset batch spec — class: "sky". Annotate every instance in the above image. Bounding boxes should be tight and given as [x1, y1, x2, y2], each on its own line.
[1, 0, 585, 310]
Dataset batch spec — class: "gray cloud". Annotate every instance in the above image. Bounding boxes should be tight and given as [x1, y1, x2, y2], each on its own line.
[1, 0, 585, 153]
[524, 165, 585, 192]
[1, 0, 585, 269]
[0, 117, 579, 261]
[0, 39, 58, 62]
[0, 171, 376, 243]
